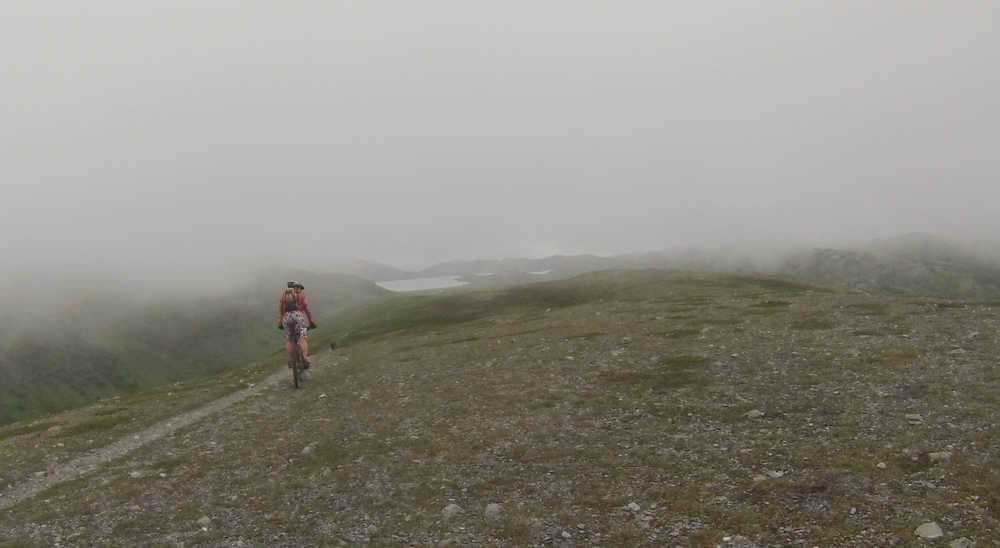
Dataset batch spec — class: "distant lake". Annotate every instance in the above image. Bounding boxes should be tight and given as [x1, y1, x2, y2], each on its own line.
[376, 275, 469, 292]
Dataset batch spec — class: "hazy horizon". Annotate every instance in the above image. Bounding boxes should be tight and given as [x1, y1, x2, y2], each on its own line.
[3, 2, 998, 292]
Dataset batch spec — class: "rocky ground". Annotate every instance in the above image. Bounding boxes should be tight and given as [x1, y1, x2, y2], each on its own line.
[1, 270, 998, 546]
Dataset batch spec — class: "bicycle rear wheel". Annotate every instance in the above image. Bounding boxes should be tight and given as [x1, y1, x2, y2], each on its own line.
[292, 341, 303, 389]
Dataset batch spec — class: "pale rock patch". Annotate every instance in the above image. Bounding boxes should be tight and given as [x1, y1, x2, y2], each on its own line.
[484, 503, 502, 520]
[914, 521, 943, 539]
[442, 503, 463, 520]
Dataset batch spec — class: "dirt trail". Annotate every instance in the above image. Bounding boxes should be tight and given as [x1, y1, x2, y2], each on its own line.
[0, 367, 290, 512]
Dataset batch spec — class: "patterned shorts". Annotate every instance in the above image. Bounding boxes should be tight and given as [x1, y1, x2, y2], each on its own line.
[282, 311, 309, 342]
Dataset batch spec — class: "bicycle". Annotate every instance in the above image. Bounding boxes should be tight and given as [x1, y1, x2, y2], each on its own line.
[288, 328, 306, 389]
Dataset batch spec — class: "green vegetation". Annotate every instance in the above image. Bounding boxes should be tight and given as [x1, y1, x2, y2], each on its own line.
[56, 415, 132, 437]
[661, 328, 700, 339]
[565, 331, 604, 341]
[754, 299, 792, 308]
[844, 302, 888, 315]
[780, 245, 1000, 300]
[329, 273, 620, 347]
[0, 421, 57, 442]
[0, 270, 387, 425]
[600, 355, 710, 392]
[790, 317, 837, 330]
[863, 345, 920, 369]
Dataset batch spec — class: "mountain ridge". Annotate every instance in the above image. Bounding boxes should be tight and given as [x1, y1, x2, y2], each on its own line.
[7, 234, 1000, 425]
[354, 234, 1000, 299]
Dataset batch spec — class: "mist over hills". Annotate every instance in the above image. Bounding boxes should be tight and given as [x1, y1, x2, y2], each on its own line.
[340, 233, 1000, 300]
[324, 260, 414, 283]
[0, 271, 387, 425]
[5, 232, 1000, 426]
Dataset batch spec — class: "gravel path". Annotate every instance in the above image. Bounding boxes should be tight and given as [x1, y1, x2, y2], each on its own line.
[0, 368, 289, 512]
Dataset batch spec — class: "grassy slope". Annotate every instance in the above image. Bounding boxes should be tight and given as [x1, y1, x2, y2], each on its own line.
[8, 236, 1000, 424]
[389, 236, 1000, 299]
[1, 269, 997, 546]
[778, 247, 1000, 299]
[0, 271, 389, 425]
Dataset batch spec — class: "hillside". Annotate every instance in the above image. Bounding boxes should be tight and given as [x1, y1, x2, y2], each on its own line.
[363, 235, 1000, 300]
[0, 271, 389, 426]
[616, 236, 1000, 300]
[419, 254, 618, 279]
[778, 246, 1000, 299]
[1, 270, 997, 546]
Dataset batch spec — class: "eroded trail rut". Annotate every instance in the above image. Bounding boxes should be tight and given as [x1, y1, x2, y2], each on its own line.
[0, 368, 290, 512]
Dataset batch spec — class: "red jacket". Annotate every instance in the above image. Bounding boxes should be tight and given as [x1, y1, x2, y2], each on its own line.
[278, 292, 314, 324]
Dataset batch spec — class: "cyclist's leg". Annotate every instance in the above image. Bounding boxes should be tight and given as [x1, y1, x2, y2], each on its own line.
[282, 313, 297, 363]
[294, 312, 311, 366]
[299, 338, 310, 363]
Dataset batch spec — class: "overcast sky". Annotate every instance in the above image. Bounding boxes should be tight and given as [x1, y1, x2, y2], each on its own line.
[2, 1, 998, 286]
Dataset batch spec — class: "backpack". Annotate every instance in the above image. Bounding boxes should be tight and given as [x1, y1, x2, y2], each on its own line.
[283, 289, 298, 312]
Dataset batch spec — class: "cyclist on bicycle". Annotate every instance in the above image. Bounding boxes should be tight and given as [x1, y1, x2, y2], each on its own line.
[278, 281, 317, 367]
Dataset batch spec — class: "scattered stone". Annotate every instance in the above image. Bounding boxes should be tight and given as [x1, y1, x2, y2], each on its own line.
[914, 521, 943, 539]
[442, 504, 463, 520]
[720, 535, 758, 547]
[33, 472, 46, 478]
[562, 531, 572, 539]
[46, 425, 62, 434]
[318, 393, 328, 399]
[301, 443, 317, 456]
[484, 503, 502, 520]
[438, 538, 458, 547]
[766, 470, 785, 479]
[752, 474, 768, 482]
[928, 451, 953, 463]
[627, 502, 641, 512]
[876, 462, 887, 469]
[950, 538, 974, 548]
[128, 471, 143, 479]
[197, 516, 211, 527]
[905, 414, 924, 425]
[744, 409, 765, 419]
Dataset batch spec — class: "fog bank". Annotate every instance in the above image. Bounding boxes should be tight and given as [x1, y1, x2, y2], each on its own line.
[3, 2, 998, 293]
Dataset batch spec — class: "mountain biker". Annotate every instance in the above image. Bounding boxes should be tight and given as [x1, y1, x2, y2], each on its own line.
[278, 281, 317, 368]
